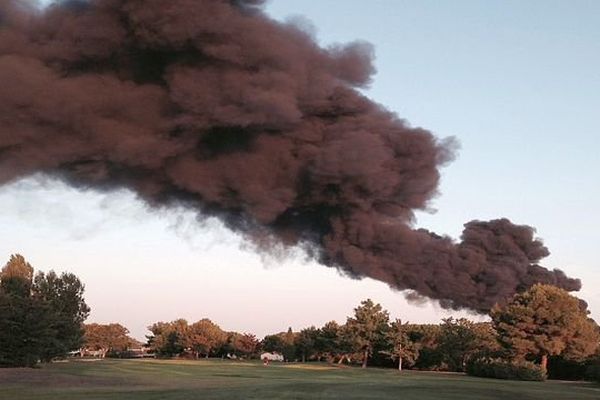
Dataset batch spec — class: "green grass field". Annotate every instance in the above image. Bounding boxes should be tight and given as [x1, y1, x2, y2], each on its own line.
[0, 359, 598, 400]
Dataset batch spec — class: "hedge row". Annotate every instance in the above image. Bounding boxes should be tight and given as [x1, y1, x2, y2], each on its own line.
[585, 363, 600, 383]
[466, 359, 546, 381]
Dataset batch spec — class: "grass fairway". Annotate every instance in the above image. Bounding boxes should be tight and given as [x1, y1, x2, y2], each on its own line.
[1, 359, 598, 400]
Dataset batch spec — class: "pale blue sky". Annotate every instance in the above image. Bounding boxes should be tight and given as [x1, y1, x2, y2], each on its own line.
[3, 0, 598, 339]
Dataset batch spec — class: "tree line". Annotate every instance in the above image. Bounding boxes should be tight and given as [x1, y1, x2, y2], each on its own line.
[142, 285, 600, 381]
[1, 254, 599, 382]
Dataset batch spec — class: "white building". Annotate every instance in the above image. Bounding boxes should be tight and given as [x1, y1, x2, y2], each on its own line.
[260, 352, 284, 361]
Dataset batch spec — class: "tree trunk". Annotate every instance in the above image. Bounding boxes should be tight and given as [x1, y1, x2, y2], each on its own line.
[205, 353, 209, 359]
[398, 356, 402, 371]
[541, 354, 548, 372]
[362, 349, 368, 368]
[302, 353, 306, 363]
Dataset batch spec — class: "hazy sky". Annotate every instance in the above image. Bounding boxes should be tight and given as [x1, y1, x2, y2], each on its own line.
[2, 0, 598, 340]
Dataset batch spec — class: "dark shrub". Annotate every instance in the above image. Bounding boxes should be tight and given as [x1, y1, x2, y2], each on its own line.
[585, 363, 600, 383]
[467, 359, 546, 381]
[414, 347, 444, 370]
[547, 356, 587, 380]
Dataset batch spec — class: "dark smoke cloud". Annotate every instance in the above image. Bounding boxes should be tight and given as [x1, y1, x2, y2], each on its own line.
[0, 0, 580, 312]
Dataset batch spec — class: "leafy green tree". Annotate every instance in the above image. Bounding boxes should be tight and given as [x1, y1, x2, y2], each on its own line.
[188, 319, 227, 358]
[84, 323, 135, 357]
[471, 322, 502, 359]
[262, 334, 285, 353]
[0, 284, 51, 367]
[406, 323, 443, 369]
[230, 333, 259, 358]
[0, 254, 38, 366]
[491, 284, 600, 371]
[314, 321, 342, 362]
[381, 319, 419, 370]
[437, 318, 498, 372]
[345, 299, 390, 368]
[33, 271, 90, 362]
[295, 326, 319, 362]
[0, 254, 89, 367]
[147, 319, 189, 357]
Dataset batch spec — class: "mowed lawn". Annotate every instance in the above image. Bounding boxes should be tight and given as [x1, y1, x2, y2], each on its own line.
[0, 359, 598, 400]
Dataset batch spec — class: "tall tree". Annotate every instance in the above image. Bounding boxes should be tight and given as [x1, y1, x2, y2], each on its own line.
[491, 284, 600, 371]
[382, 319, 419, 371]
[230, 333, 259, 358]
[0, 254, 89, 367]
[0, 280, 51, 367]
[296, 326, 319, 362]
[33, 271, 90, 362]
[1, 255, 34, 366]
[282, 327, 296, 361]
[345, 299, 390, 368]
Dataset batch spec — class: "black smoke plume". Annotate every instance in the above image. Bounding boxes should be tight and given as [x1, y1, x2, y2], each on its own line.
[0, 0, 580, 312]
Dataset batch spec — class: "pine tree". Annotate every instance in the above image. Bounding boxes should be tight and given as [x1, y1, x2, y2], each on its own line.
[345, 299, 390, 368]
[491, 284, 600, 371]
[437, 318, 500, 372]
[382, 319, 418, 371]
[295, 326, 319, 362]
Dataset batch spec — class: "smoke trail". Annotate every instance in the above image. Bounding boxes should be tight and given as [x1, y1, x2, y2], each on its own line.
[0, 0, 579, 311]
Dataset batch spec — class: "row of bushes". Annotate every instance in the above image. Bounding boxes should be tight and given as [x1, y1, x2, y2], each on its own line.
[466, 359, 546, 381]
[546, 356, 600, 381]
[467, 356, 600, 382]
[585, 363, 600, 383]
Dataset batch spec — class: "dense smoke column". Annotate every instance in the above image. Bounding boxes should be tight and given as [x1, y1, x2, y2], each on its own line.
[0, 0, 580, 311]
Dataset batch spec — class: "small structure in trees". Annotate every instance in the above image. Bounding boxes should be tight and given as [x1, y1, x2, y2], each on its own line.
[261, 352, 284, 364]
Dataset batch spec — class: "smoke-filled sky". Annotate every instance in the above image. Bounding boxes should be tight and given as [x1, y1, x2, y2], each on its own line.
[0, 0, 598, 339]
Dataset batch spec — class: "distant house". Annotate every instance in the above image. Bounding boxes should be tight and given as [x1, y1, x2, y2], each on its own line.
[260, 352, 284, 362]
[125, 347, 156, 358]
[73, 348, 106, 358]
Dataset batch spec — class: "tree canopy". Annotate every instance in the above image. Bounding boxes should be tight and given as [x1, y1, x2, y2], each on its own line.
[491, 284, 600, 371]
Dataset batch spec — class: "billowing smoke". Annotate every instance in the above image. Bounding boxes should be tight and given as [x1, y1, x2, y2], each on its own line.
[0, 0, 580, 312]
